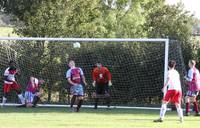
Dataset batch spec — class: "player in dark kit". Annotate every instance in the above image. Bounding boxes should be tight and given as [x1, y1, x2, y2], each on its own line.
[92, 62, 112, 109]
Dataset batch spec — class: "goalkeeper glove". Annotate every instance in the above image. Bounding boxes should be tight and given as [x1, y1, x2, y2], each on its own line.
[108, 81, 112, 87]
[92, 81, 96, 87]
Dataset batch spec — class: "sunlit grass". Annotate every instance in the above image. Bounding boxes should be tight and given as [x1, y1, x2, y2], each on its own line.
[0, 107, 199, 128]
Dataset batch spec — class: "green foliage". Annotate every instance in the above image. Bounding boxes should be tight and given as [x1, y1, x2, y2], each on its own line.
[145, 3, 195, 41]
[144, 2, 196, 65]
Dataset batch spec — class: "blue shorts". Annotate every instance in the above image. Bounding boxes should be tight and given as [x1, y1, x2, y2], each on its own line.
[70, 84, 84, 96]
[25, 91, 36, 103]
[186, 90, 199, 97]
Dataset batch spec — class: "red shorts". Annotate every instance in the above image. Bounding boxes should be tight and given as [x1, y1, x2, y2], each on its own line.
[163, 90, 182, 104]
[3, 82, 21, 93]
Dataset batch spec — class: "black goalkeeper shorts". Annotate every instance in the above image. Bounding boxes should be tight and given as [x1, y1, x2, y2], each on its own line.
[95, 83, 109, 94]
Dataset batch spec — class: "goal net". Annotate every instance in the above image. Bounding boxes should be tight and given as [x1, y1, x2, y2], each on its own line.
[0, 37, 186, 107]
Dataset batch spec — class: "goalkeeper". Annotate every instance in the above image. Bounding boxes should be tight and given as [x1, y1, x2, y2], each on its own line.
[92, 62, 112, 109]
[24, 76, 45, 107]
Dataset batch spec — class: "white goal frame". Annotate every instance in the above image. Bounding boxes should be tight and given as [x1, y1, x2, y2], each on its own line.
[0, 37, 169, 110]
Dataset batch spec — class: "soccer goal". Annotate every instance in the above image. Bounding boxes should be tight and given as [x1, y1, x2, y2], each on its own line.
[0, 37, 185, 109]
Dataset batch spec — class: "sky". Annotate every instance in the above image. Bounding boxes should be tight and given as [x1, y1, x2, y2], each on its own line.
[165, 0, 200, 19]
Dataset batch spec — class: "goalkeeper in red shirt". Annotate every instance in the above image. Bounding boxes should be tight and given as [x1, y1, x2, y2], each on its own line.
[92, 62, 112, 109]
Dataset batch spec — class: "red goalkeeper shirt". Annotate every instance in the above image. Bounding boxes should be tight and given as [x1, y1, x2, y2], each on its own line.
[92, 67, 111, 84]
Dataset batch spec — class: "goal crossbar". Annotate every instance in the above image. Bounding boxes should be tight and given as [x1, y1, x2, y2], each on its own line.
[0, 37, 170, 109]
[0, 37, 168, 42]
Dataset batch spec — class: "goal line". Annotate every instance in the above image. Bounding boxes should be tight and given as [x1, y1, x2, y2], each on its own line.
[3, 103, 171, 110]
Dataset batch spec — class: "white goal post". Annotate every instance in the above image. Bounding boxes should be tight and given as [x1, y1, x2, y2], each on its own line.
[0, 37, 170, 109]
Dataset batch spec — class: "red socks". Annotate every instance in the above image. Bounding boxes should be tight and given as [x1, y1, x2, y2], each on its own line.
[193, 101, 199, 113]
[186, 102, 190, 114]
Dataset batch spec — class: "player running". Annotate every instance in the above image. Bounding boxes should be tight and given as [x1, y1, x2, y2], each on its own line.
[1, 60, 25, 107]
[154, 60, 183, 123]
[92, 62, 112, 109]
[184, 60, 200, 116]
[66, 60, 87, 112]
[24, 76, 45, 107]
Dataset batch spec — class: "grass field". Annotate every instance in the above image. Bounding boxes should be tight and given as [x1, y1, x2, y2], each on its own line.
[0, 107, 199, 128]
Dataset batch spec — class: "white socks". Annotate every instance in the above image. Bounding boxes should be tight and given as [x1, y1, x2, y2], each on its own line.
[18, 94, 25, 104]
[2, 94, 25, 106]
[159, 103, 183, 122]
[1, 97, 7, 106]
[160, 104, 167, 120]
[176, 107, 183, 119]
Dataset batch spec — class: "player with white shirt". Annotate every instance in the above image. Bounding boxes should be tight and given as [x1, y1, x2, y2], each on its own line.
[66, 60, 87, 112]
[184, 60, 200, 116]
[154, 60, 183, 123]
[1, 60, 25, 107]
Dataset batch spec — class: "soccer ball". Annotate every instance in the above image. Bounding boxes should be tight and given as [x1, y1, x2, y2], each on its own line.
[73, 42, 81, 48]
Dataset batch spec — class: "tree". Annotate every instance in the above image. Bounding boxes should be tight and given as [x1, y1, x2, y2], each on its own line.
[144, 2, 196, 65]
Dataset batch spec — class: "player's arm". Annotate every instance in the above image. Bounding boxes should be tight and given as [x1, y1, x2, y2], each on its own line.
[30, 77, 36, 88]
[92, 69, 97, 86]
[184, 69, 193, 82]
[162, 74, 170, 93]
[67, 77, 78, 86]
[81, 75, 87, 86]
[79, 68, 87, 86]
[16, 68, 21, 75]
[105, 68, 112, 86]
[162, 78, 169, 91]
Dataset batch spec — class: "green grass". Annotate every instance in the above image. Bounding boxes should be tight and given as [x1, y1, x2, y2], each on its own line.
[0, 107, 199, 128]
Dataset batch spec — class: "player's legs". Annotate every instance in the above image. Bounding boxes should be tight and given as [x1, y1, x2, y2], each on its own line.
[69, 86, 77, 111]
[25, 91, 35, 107]
[104, 84, 111, 108]
[192, 91, 199, 115]
[1, 83, 11, 107]
[70, 95, 76, 108]
[76, 85, 84, 112]
[175, 103, 183, 123]
[159, 101, 168, 121]
[76, 96, 84, 112]
[12, 82, 25, 104]
[32, 92, 41, 107]
[191, 95, 200, 116]
[94, 84, 103, 109]
[154, 90, 174, 122]
[173, 91, 183, 122]
[154, 101, 168, 122]
[185, 95, 190, 116]
[185, 91, 199, 116]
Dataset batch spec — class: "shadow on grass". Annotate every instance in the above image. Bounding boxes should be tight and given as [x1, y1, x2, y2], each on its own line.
[0, 106, 159, 115]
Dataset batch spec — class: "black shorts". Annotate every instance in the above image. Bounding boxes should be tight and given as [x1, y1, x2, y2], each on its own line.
[96, 83, 109, 95]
